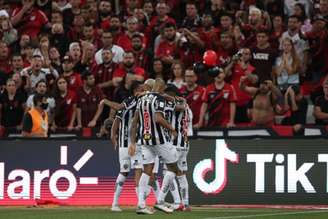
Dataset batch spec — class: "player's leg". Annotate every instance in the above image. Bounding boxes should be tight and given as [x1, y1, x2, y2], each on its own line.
[176, 150, 190, 211]
[148, 156, 160, 199]
[154, 143, 178, 213]
[132, 145, 143, 197]
[111, 148, 130, 212]
[162, 163, 181, 209]
[136, 145, 155, 214]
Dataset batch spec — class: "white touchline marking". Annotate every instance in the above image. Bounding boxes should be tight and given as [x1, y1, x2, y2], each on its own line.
[204, 210, 328, 219]
[60, 146, 68, 165]
[73, 150, 94, 171]
[79, 177, 98, 184]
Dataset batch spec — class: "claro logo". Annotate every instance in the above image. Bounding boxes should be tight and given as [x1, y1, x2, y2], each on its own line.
[193, 140, 239, 194]
[0, 146, 98, 200]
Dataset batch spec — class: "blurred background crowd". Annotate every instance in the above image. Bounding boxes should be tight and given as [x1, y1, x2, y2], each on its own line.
[0, 0, 327, 137]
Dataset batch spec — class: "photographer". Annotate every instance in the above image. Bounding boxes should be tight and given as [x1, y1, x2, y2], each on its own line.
[281, 85, 308, 134]
[225, 48, 256, 123]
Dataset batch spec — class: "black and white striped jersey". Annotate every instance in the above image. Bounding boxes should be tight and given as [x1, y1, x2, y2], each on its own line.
[170, 104, 193, 148]
[164, 99, 176, 141]
[137, 92, 169, 146]
[116, 96, 138, 148]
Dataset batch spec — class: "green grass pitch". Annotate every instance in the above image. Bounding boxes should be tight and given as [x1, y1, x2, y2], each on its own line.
[0, 207, 328, 219]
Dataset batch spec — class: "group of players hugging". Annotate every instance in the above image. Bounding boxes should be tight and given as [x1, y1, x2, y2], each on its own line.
[109, 78, 193, 215]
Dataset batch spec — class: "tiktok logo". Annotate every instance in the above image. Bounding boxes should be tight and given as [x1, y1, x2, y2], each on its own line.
[193, 140, 239, 194]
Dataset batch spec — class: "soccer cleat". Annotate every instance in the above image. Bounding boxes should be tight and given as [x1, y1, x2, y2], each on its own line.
[136, 207, 154, 215]
[154, 203, 174, 213]
[111, 205, 122, 212]
[183, 205, 192, 212]
[175, 204, 185, 211]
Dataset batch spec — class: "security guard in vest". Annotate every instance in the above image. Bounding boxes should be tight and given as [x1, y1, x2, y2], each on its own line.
[22, 93, 49, 138]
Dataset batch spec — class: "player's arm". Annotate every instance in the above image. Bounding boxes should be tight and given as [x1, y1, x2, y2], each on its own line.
[174, 97, 187, 111]
[111, 117, 120, 150]
[129, 110, 139, 156]
[100, 98, 124, 111]
[155, 112, 177, 139]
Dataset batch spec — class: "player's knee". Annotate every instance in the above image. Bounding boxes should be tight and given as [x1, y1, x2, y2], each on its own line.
[166, 162, 179, 173]
[143, 164, 154, 175]
[121, 172, 129, 177]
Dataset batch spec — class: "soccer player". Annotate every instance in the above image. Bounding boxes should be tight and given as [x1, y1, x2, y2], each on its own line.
[129, 79, 176, 214]
[163, 85, 193, 211]
[110, 81, 144, 212]
[129, 79, 189, 214]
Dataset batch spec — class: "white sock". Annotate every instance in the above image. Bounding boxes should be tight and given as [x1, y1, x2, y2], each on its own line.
[158, 171, 176, 204]
[138, 173, 150, 208]
[170, 178, 181, 205]
[112, 173, 126, 207]
[177, 174, 189, 207]
[135, 186, 139, 198]
[146, 185, 151, 197]
[152, 178, 161, 201]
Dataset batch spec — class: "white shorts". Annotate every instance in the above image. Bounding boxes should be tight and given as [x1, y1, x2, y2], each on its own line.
[141, 143, 178, 165]
[152, 156, 160, 174]
[162, 148, 189, 172]
[176, 148, 189, 172]
[119, 146, 142, 173]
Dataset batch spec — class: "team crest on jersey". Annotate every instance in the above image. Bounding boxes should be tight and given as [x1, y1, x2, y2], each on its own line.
[123, 164, 129, 170]
[193, 92, 200, 100]
[209, 92, 216, 99]
[81, 98, 86, 103]
[143, 133, 151, 140]
[223, 91, 229, 99]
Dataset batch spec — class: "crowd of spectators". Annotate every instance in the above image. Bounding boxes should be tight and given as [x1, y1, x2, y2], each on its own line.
[0, 0, 328, 137]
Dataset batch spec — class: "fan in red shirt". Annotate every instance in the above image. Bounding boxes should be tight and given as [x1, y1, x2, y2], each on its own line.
[52, 76, 77, 131]
[81, 22, 101, 50]
[62, 55, 82, 93]
[131, 33, 151, 72]
[98, 0, 113, 28]
[238, 6, 271, 48]
[117, 16, 147, 51]
[76, 71, 105, 128]
[270, 15, 285, 50]
[113, 51, 145, 86]
[198, 70, 237, 128]
[67, 13, 85, 43]
[0, 41, 11, 74]
[198, 13, 220, 50]
[225, 48, 256, 123]
[177, 28, 205, 68]
[216, 31, 237, 66]
[155, 22, 179, 66]
[92, 48, 118, 100]
[11, 0, 50, 39]
[146, 2, 176, 46]
[179, 68, 206, 126]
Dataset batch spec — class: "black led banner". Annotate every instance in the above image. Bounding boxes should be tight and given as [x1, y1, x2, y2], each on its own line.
[188, 139, 328, 205]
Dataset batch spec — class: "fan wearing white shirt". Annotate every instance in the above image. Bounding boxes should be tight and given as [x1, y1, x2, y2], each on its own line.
[20, 54, 59, 90]
[95, 30, 124, 65]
